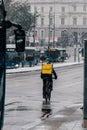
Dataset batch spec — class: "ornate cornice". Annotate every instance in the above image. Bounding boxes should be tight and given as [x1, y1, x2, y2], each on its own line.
[27, 0, 87, 5]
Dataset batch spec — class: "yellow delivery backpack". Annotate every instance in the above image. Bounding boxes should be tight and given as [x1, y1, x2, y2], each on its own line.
[41, 63, 53, 74]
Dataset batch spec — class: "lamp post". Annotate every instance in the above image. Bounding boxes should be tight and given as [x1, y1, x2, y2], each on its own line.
[74, 36, 76, 62]
[48, 10, 51, 49]
[83, 39, 87, 127]
[33, 5, 36, 47]
[33, 12, 35, 46]
[0, 0, 6, 129]
[73, 32, 78, 62]
[53, 0, 55, 48]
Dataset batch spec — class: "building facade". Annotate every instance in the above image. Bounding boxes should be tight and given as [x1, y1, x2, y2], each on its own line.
[27, 0, 87, 47]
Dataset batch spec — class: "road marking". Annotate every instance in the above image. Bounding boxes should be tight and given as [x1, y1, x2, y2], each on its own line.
[22, 119, 42, 130]
[53, 114, 66, 118]
[34, 125, 49, 130]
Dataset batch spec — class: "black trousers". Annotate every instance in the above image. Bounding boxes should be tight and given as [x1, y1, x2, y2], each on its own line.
[42, 79, 53, 98]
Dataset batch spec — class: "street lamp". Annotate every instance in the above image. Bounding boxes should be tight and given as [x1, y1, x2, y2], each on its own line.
[73, 32, 78, 62]
[48, 8, 55, 48]
[33, 12, 36, 46]
[0, 0, 6, 129]
[53, 0, 55, 48]
[83, 39, 87, 128]
[48, 10, 51, 48]
[33, 4, 37, 47]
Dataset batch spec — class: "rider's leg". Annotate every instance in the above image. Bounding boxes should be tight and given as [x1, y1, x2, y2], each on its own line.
[43, 80, 46, 98]
[50, 81, 53, 90]
[43, 86, 45, 98]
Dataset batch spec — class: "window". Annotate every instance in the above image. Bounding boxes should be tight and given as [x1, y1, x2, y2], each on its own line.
[73, 17, 77, 25]
[35, 31, 37, 36]
[50, 31, 53, 37]
[83, 5, 86, 11]
[34, 6, 37, 12]
[41, 7, 44, 13]
[34, 18, 37, 26]
[49, 17, 53, 25]
[83, 18, 87, 25]
[73, 5, 76, 11]
[61, 17, 65, 25]
[50, 6, 53, 12]
[41, 18, 44, 26]
[61, 7, 65, 12]
[41, 30, 44, 39]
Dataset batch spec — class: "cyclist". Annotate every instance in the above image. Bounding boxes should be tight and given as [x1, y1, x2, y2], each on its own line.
[41, 61, 57, 100]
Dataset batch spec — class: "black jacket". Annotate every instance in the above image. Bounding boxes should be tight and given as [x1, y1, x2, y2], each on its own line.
[41, 68, 57, 81]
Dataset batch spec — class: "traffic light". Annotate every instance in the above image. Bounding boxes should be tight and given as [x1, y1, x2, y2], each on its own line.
[14, 29, 25, 52]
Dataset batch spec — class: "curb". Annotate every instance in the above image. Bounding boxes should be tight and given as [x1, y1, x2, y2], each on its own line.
[6, 62, 83, 74]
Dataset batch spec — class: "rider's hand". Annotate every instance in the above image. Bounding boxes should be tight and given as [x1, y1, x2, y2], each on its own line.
[55, 76, 57, 79]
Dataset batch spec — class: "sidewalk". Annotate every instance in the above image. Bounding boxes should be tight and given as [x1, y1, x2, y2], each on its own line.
[6, 61, 83, 74]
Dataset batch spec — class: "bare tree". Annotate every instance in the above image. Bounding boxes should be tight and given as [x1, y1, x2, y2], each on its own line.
[4, 1, 38, 32]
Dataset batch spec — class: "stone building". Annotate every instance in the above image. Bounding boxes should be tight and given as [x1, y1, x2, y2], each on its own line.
[27, 0, 87, 47]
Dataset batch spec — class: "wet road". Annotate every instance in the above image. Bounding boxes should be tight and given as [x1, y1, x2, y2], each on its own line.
[4, 64, 83, 130]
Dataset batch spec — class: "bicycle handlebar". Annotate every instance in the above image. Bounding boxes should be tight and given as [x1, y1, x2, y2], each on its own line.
[43, 77, 57, 80]
[52, 77, 56, 79]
